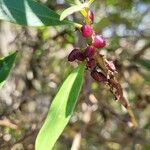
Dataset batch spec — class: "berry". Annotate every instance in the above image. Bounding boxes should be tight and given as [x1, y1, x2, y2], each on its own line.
[68, 49, 86, 62]
[68, 49, 80, 62]
[92, 35, 106, 48]
[81, 25, 93, 38]
[87, 59, 96, 69]
[88, 10, 94, 23]
[91, 70, 107, 82]
[77, 52, 86, 61]
[85, 46, 96, 59]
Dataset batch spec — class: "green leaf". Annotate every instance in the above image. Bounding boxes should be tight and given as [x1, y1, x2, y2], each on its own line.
[35, 64, 85, 150]
[60, 3, 88, 21]
[137, 59, 150, 70]
[0, 51, 17, 88]
[0, 0, 74, 26]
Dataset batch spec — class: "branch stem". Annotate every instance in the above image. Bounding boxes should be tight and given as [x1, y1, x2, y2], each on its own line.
[127, 106, 138, 128]
[94, 51, 138, 128]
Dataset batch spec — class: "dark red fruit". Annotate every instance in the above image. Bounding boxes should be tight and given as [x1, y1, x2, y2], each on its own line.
[87, 59, 96, 69]
[81, 25, 93, 38]
[92, 35, 106, 48]
[68, 49, 86, 62]
[91, 70, 107, 82]
[77, 52, 86, 61]
[88, 10, 94, 23]
[68, 49, 80, 62]
[85, 46, 96, 59]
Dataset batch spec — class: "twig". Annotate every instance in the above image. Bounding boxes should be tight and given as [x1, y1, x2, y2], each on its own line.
[0, 119, 18, 130]
[94, 51, 138, 128]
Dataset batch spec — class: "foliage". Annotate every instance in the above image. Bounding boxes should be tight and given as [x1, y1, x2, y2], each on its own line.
[0, 0, 149, 150]
[0, 51, 17, 88]
[60, 3, 88, 21]
[0, 0, 73, 26]
[36, 64, 84, 150]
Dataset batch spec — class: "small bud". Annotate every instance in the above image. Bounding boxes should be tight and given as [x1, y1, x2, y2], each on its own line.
[68, 49, 80, 62]
[91, 70, 107, 82]
[85, 46, 96, 59]
[88, 10, 94, 23]
[81, 25, 93, 38]
[87, 59, 96, 69]
[92, 35, 106, 48]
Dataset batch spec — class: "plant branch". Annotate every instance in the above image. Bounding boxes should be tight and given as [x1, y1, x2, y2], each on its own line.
[0, 119, 18, 130]
[94, 51, 138, 128]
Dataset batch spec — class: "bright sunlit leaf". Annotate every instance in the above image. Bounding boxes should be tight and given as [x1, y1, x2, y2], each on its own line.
[60, 3, 88, 21]
[35, 64, 85, 150]
[0, 0, 74, 26]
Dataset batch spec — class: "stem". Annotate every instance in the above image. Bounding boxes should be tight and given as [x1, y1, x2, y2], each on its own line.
[80, 10, 88, 18]
[94, 51, 138, 128]
[94, 51, 108, 74]
[127, 106, 138, 128]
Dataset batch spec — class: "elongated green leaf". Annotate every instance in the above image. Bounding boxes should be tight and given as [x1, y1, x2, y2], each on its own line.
[35, 64, 85, 150]
[137, 59, 150, 70]
[60, 3, 88, 21]
[0, 51, 17, 88]
[0, 0, 74, 26]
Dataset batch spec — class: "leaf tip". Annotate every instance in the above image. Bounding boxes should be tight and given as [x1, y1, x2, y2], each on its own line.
[60, 15, 64, 21]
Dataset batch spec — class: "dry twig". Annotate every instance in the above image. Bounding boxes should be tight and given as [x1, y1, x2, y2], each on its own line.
[94, 51, 138, 128]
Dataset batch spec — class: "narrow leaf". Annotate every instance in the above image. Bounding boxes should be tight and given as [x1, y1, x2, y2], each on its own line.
[0, 51, 17, 88]
[35, 64, 85, 150]
[60, 3, 88, 21]
[0, 0, 74, 26]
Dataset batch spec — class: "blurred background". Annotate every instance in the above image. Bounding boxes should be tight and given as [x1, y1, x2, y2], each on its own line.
[0, 0, 150, 149]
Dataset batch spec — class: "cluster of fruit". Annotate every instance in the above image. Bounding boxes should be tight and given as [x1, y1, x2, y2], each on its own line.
[67, 5, 137, 128]
[68, 10, 106, 70]
[68, 10, 117, 83]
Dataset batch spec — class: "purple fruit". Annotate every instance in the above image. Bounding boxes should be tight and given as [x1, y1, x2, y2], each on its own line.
[81, 25, 93, 38]
[68, 49, 86, 62]
[87, 59, 96, 69]
[85, 46, 96, 59]
[77, 52, 86, 61]
[91, 70, 107, 82]
[92, 35, 106, 48]
[68, 49, 80, 62]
